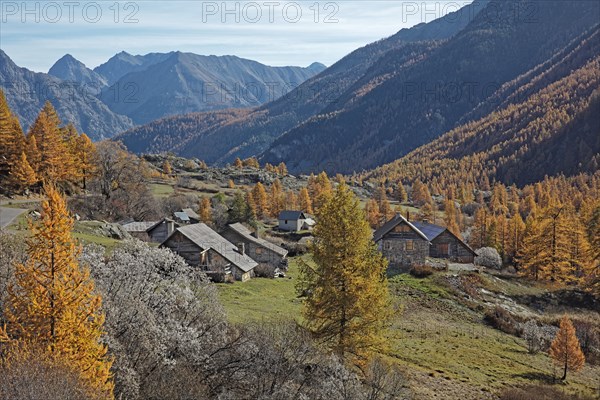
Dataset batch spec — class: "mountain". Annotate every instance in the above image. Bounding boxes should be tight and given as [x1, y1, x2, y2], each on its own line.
[263, 0, 600, 174]
[362, 28, 600, 187]
[0, 50, 134, 140]
[116, 0, 489, 159]
[48, 54, 108, 91]
[93, 51, 171, 86]
[99, 52, 327, 125]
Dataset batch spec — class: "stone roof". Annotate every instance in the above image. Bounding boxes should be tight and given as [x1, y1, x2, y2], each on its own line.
[227, 223, 288, 257]
[278, 210, 307, 220]
[170, 223, 258, 273]
[373, 214, 430, 242]
[121, 221, 159, 232]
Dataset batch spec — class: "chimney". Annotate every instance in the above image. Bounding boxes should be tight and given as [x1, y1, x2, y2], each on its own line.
[167, 220, 174, 235]
[238, 243, 245, 255]
[406, 211, 410, 222]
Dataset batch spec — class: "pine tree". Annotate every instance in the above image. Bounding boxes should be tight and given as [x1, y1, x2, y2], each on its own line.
[229, 191, 249, 223]
[298, 187, 313, 214]
[549, 315, 585, 381]
[251, 182, 268, 218]
[298, 183, 391, 367]
[10, 152, 37, 191]
[199, 197, 212, 224]
[1, 184, 113, 397]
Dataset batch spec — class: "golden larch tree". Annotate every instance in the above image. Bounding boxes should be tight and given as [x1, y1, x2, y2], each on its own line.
[9, 152, 37, 191]
[298, 187, 313, 214]
[251, 182, 269, 218]
[162, 160, 172, 175]
[549, 315, 585, 380]
[199, 197, 212, 224]
[365, 198, 382, 229]
[0, 90, 25, 179]
[298, 183, 391, 367]
[1, 184, 113, 398]
[76, 133, 97, 190]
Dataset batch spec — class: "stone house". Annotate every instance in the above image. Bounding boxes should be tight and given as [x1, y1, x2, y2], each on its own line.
[161, 223, 257, 282]
[121, 220, 158, 241]
[374, 214, 476, 271]
[147, 218, 177, 243]
[373, 214, 430, 269]
[222, 223, 288, 275]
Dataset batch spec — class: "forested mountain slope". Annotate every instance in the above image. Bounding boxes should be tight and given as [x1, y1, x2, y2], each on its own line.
[263, 0, 600, 174]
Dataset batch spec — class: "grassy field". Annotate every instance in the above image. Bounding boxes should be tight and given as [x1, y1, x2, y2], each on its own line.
[217, 258, 304, 324]
[150, 183, 176, 197]
[216, 262, 600, 399]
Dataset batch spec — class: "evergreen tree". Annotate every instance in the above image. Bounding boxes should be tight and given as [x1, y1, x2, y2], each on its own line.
[229, 191, 249, 223]
[298, 183, 391, 367]
[1, 184, 113, 397]
[549, 315, 585, 381]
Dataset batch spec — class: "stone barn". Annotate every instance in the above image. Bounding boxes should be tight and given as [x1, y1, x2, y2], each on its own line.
[278, 211, 310, 232]
[147, 218, 177, 243]
[411, 221, 476, 263]
[161, 223, 257, 282]
[222, 223, 288, 275]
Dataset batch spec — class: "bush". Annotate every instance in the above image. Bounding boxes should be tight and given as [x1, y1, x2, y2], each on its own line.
[253, 263, 276, 278]
[475, 247, 502, 269]
[409, 265, 434, 278]
[484, 306, 521, 336]
[500, 384, 595, 400]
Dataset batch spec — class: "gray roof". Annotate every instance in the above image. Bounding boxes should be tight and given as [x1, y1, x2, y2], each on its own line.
[373, 214, 430, 242]
[227, 223, 288, 257]
[278, 210, 306, 221]
[174, 212, 190, 222]
[410, 222, 446, 241]
[146, 218, 176, 233]
[170, 223, 258, 273]
[122, 221, 159, 232]
[182, 208, 200, 220]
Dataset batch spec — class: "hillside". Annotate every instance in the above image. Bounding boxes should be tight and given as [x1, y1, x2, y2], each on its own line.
[116, 0, 487, 158]
[0, 51, 134, 140]
[98, 52, 327, 125]
[263, 0, 600, 174]
[363, 33, 600, 187]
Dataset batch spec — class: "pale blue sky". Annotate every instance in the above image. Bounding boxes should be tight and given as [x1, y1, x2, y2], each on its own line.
[1, 1, 475, 72]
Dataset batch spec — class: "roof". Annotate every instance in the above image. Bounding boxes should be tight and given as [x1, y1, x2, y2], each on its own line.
[122, 221, 159, 232]
[146, 218, 175, 233]
[174, 211, 190, 222]
[227, 223, 288, 257]
[182, 208, 200, 220]
[166, 223, 258, 273]
[278, 210, 306, 220]
[373, 214, 430, 242]
[410, 221, 446, 241]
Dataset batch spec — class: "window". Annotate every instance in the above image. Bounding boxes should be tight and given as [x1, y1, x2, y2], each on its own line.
[394, 224, 410, 233]
[384, 241, 391, 250]
[255, 247, 263, 255]
[405, 240, 414, 251]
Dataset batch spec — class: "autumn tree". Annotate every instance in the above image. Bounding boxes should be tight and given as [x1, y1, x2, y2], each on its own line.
[75, 133, 96, 190]
[162, 160, 172, 175]
[229, 191, 249, 223]
[199, 197, 212, 224]
[251, 182, 269, 218]
[365, 199, 382, 229]
[285, 190, 298, 210]
[396, 183, 408, 204]
[0, 90, 25, 180]
[308, 172, 333, 212]
[269, 179, 285, 218]
[1, 184, 113, 397]
[298, 187, 313, 214]
[298, 183, 391, 367]
[549, 315, 585, 381]
[233, 157, 243, 169]
[375, 185, 394, 223]
[27, 101, 73, 182]
[9, 152, 37, 191]
[411, 180, 432, 207]
[277, 162, 288, 176]
[443, 199, 461, 237]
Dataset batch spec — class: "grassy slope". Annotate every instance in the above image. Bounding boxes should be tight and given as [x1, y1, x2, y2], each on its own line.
[217, 260, 600, 399]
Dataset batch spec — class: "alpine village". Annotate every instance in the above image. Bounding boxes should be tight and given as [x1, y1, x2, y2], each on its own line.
[0, 1, 599, 399]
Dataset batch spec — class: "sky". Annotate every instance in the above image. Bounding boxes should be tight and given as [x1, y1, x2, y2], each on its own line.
[1, 1, 475, 72]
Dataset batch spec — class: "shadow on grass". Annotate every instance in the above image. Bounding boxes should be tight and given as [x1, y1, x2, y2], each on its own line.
[512, 371, 556, 384]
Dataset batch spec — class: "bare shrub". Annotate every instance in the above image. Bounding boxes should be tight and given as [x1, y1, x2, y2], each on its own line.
[475, 247, 502, 269]
[499, 384, 595, 400]
[409, 265, 434, 278]
[484, 306, 521, 336]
